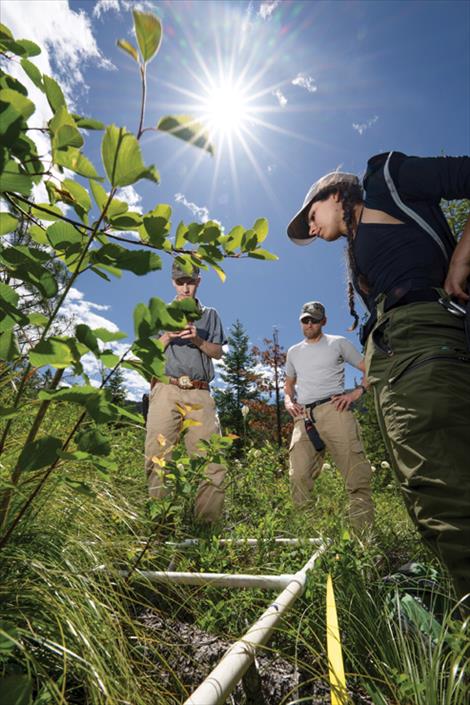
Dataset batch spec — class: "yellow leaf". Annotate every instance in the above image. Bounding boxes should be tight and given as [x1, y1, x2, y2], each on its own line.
[156, 433, 167, 447]
[151, 456, 166, 467]
[181, 418, 201, 431]
[326, 573, 347, 705]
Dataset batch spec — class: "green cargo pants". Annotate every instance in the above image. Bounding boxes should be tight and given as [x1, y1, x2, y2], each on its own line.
[365, 300, 470, 609]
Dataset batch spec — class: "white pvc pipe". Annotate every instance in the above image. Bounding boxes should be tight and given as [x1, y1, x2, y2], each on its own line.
[183, 545, 325, 705]
[119, 570, 295, 590]
[164, 537, 323, 548]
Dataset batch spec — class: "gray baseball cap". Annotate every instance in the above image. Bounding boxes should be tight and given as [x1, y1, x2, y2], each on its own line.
[287, 172, 361, 246]
[171, 261, 200, 281]
[299, 301, 326, 322]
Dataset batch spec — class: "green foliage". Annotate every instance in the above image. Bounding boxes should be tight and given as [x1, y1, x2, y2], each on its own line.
[213, 319, 261, 442]
[156, 114, 214, 156]
[0, 10, 275, 552]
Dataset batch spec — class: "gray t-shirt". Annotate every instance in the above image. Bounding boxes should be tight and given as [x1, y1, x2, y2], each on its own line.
[285, 334, 363, 404]
[164, 302, 226, 382]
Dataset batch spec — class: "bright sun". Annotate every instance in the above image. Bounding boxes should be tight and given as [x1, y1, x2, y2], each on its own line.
[200, 80, 251, 137]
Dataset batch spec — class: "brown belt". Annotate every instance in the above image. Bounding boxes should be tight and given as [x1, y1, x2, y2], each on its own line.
[150, 376, 210, 390]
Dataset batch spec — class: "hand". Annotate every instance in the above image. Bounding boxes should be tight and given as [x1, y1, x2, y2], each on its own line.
[177, 323, 200, 344]
[285, 399, 304, 418]
[331, 388, 362, 412]
[444, 260, 470, 302]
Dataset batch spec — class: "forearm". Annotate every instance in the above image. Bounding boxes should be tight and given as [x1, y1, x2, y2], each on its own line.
[284, 379, 296, 404]
[195, 338, 223, 359]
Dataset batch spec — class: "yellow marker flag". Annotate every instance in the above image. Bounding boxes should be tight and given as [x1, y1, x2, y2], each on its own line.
[326, 573, 347, 705]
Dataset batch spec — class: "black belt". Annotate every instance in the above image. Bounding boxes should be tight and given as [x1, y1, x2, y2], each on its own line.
[305, 395, 332, 410]
[385, 288, 440, 312]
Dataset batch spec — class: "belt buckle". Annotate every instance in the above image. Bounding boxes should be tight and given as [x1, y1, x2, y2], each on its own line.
[178, 375, 194, 389]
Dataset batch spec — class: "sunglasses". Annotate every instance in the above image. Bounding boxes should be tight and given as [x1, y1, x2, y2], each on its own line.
[301, 316, 320, 325]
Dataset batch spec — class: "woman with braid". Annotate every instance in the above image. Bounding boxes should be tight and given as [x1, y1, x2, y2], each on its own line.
[287, 151, 470, 612]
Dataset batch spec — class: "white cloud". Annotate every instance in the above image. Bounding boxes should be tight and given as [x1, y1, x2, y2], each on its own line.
[292, 73, 317, 94]
[175, 193, 210, 223]
[93, 0, 120, 18]
[272, 88, 287, 108]
[115, 185, 143, 213]
[259, 1, 281, 19]
[352, 115, 379, 135]
[60, 287, 120, 332]
[267, 164, 277, 174]
[93, 0, 157, 18]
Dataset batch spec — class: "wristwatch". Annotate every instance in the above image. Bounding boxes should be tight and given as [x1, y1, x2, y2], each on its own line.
[357, 384, 367, 394]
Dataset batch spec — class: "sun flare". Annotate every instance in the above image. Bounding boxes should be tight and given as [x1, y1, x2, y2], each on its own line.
[199, 79, 251, 137]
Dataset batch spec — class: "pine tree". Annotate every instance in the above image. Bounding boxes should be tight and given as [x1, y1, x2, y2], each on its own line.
[104, 367, 128, 406]
[213, 320, 261, 438]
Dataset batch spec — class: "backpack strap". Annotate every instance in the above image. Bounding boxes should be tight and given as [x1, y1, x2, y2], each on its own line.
[383, 151, 449, 262]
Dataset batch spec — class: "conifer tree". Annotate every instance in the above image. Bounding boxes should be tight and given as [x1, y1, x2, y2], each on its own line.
[213, 319, 260, 438]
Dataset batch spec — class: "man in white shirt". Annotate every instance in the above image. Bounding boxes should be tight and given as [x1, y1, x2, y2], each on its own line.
[284, 301, 374, 530]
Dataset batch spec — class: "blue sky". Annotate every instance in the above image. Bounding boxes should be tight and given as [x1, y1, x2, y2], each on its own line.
[4, 0, 470, 397]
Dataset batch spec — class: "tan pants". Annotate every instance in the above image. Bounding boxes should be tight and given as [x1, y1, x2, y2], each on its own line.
[144, 383, 225, 523]
[289, 403, 374, 530]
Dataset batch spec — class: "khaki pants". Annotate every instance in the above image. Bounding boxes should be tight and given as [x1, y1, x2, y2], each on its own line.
[365, 300, 470, 608]
[289, 403, 374, 531]
[144, 383, 225, 523]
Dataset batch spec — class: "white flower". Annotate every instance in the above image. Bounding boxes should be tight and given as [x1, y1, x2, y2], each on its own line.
[371, 465, 376, 472]
[322, 463, 331, 471]
[241, 405, 250, 418]
[380, 461, 390, 469]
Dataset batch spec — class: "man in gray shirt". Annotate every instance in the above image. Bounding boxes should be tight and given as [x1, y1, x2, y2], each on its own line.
[284, 301, 374, 531]
[145, 262, 227, 523]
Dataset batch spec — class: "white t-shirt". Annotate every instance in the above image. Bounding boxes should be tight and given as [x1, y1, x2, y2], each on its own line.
[285, 334, 363, 404]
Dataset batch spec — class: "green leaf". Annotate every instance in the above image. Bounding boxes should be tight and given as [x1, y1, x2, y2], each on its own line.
[117, 38, 139, 62]
[156, 114, 214, 155]
[108, 211, 142, 230]
[46, 221, 83, 251]
[16, 436, 62, 472]
[0, 24, 13, 40]
[15, 38, 41, 56]
[72, 115, 105, 130]
[224, 225, 244, 252]
[133, 10, 162, 62]
[50, 106, 83, 149]
[141, 204, 171, 246]
[28, 312, 48, 327]
[60, 178, 92, 215]
[29, 337, 76, 368]
[91, 243, 162, 275]
[0, 212, 19, 235]
[0, 330, 19, 361]
[101, 124, 159, 187]
[99, 350, 120, 367]
[93, 327, 127, 342]
[90, 179, 108, 210]
[75, 324, 100, 354]
[248, 248, 278, 261]
[54, 147, 101, 179]
[0, 246, 57, 298]
[76, 427, 110, 456]
[20, 58, 44, 90]
[0, 159, 33, 194]
[30, 202, 64, 221]
[175, 221, 188, 249]
[0, 674, 33, 705]
[0, 88, 35, 119]
[43, 74, 66, 112]
[107, 196, 128, 218]
[133, 302, 152, 338]
[132, 337, 166, 378]
[62, 478, 95, 497]
[253, 217, 269, 243]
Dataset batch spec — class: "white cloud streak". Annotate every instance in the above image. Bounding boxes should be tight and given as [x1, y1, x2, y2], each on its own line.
[272, 88, 287, 108]
[352, 115, 379, 135]
[259, 1, 281, 19]
[93, 0, 157, 18]
[174, 193, 210, 223]
[292, 73, 318, 93]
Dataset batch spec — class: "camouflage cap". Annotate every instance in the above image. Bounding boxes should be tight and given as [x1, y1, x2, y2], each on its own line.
[171, 261, 200, 281]
[299, 301, 326, 322]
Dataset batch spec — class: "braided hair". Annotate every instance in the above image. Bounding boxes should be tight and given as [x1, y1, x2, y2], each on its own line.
[311, 182, 367, 331]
